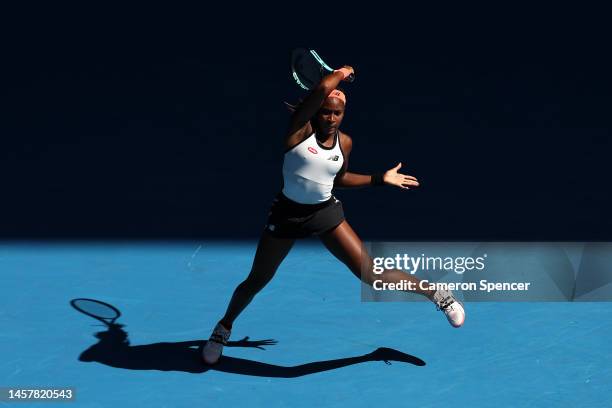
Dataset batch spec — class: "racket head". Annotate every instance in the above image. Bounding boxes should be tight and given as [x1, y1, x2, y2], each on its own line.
[70, 298, 121, 325]
[310, 50, 355, 83]
[291, 48, 323, 90]
[291, 49, 354, 90]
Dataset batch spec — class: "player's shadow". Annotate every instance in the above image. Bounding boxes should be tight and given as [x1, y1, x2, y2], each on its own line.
[77, 323, 425, 377]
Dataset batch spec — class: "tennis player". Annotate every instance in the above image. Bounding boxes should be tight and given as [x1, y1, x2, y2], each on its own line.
[202, 66, 465, 365]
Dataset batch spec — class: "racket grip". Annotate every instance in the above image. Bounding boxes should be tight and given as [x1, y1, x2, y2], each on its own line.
[346, 73, 355, 83]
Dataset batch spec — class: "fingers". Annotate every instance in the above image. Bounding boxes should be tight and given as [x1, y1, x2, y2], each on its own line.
[342, 65, 355, 74]
[398, 182, 411, 190]
[385, 163, 421, 190]
[404, 176, 419, 185]
[396, 175, 420, 189]
[393, 175, 419, 186]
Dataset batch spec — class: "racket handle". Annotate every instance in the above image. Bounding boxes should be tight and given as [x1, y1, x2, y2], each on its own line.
[345, 73, 355, 83]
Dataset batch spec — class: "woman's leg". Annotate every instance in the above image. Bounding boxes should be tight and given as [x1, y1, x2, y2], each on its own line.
[319, 220, 434, 298]
[219, 230, 296, 328]
[203, 230, 296, 364]
[319, 220, 465, 327]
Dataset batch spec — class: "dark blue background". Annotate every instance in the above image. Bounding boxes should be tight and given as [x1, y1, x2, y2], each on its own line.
[3, 7, 610, 240]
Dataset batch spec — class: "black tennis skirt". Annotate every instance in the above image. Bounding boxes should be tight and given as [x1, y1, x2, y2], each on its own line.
[264, 192, 345, 238]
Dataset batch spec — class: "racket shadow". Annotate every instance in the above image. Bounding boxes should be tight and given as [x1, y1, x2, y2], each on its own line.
[72, 299, 426, 377]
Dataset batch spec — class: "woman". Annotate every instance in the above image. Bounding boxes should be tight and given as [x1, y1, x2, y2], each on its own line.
[202, 65, 465, 365]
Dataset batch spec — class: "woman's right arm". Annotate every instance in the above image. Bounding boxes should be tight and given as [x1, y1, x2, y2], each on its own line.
[285, 66, 353, 149]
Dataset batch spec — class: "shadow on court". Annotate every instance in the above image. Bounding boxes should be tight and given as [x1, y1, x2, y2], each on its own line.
[72, 299, 425, 377]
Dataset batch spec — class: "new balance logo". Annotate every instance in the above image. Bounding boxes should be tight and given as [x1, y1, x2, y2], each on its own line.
[327, 155, 339, 161]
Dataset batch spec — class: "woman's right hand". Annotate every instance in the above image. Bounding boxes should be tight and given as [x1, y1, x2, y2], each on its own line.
[339, 65, 354, 80]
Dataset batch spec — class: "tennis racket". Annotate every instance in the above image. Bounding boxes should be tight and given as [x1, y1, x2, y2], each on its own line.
[291, 48, 355, 90]
[70, 298, 121, 326]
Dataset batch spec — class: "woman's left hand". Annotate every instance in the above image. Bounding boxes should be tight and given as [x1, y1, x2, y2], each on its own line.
[384, 162, 420, 190]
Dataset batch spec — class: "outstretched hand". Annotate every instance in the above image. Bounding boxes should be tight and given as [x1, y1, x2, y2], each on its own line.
[383, 162, 420, 190]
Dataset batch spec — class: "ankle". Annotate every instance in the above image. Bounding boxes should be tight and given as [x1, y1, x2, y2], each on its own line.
[218, 319, 233, 331]
[425, 289, 437, 301]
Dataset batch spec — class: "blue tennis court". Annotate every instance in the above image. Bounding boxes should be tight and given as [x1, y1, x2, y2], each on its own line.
[1, 241, 610, 407]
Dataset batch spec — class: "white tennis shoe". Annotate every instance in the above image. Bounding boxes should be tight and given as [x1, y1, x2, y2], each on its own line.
[202, 323, 231, 364]
[432, 289, 465, 328]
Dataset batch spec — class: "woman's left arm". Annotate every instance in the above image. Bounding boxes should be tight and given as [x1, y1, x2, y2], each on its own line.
[334, 134, 420, 190]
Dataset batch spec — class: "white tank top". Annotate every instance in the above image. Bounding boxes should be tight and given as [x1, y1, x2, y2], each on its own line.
[282, 132, 344, 204]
